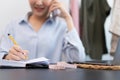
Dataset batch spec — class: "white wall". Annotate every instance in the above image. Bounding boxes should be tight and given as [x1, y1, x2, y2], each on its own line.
[105, 0, 114, 52]
[0, 0, 30, 37]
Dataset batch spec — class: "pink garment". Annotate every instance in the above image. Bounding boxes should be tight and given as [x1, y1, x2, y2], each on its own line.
[70, 0, 79, 33]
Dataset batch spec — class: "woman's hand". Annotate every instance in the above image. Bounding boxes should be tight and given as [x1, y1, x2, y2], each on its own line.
[49, 0, 70, 19]
[4, 45, 28, 61]
[49, 0, 74, 31]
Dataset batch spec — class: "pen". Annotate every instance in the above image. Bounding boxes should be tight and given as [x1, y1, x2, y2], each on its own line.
[8, 34, 28, 60]
[8, 34, 18, 45]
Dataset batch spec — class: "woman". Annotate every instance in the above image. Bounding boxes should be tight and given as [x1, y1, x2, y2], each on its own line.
[0, 0, 85, 63]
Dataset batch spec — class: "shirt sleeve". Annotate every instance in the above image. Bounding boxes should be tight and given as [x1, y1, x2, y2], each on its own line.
[0, 35, 11, 60]
[62, 28, 86, 62]
[0, 23, 13, 60]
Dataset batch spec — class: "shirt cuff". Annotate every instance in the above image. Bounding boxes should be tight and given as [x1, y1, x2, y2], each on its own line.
[0, 52, 8, 60]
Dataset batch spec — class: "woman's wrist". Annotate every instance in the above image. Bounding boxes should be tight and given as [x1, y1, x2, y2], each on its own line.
[65, 16, 74, 31]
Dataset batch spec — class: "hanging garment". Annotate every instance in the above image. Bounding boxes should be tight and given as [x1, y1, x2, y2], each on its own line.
[110, 34, 119, 56]
[70, 0, 79, 33]
[109, 0, 120, 36]
[80, 0, 111, 59]
[109, 0, 120, 56]
[79, 3, 82, 38]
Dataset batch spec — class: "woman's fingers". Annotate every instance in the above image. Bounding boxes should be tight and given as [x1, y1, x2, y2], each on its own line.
[49, 0, 69, 18]
[6, 53, 21, 61]
[5, 45, 29, 61]
[13, 45, 22, 52]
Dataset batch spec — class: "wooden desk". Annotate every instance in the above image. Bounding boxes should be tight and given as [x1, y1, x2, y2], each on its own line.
[0, 68, 120, 80]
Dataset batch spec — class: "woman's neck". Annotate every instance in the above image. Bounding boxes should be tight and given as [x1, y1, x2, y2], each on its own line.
[31, 14, 48, 22]
[28, 14, 49, 32]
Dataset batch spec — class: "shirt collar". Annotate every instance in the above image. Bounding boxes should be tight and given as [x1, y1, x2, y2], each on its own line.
[19, 12, 55, 25]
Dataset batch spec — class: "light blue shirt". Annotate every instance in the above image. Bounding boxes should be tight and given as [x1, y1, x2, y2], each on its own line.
[0, 13, 85, 63]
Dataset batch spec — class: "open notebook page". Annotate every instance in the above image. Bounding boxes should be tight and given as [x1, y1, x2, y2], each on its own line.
[0, 57, 49, 67]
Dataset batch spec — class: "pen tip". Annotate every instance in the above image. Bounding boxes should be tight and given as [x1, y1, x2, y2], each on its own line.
[8, 34, 10, 36]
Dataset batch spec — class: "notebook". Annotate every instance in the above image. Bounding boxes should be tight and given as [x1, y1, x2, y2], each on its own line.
[0, 57, 49, 68]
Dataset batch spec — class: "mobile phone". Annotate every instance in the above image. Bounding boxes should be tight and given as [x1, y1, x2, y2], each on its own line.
[50, 9, 59, 18]
[52, 9, 58, 17]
